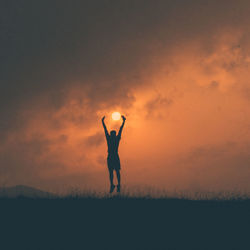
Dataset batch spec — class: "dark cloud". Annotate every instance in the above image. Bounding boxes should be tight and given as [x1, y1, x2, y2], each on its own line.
[85, 132, 104, 147]
[186, 141, 238, 162]
[1, 0, 250, 124]
[210, 81, 219, 89]
[145, 94, 172, 119]
[0, 134, 51, 184]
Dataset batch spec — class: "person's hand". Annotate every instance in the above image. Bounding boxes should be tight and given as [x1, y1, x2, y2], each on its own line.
[102, 116, 105, 122]
[122, 115, 126, 121]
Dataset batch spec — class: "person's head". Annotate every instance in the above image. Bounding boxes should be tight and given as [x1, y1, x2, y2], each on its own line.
[110, 130, 116, 137]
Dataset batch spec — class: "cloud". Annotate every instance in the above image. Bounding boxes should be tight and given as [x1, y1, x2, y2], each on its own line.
[84, 132, 104, 147]
[144, 94, 172, 119]
[1, 0, 250, 192]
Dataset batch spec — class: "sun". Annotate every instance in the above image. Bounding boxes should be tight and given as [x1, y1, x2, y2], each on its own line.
[112, 112, 121, 121]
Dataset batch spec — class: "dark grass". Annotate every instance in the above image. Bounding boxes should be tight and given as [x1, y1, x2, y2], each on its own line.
[1, 194, 250, 250]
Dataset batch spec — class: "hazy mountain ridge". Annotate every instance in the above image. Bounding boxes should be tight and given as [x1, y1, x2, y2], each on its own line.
[0, 185, 54, 198]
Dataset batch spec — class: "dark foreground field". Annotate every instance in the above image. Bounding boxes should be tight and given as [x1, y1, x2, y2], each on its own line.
[1, 196, 250, 250]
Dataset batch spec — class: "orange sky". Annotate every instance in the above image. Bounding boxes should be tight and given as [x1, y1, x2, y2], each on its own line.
[1, 1, 250, 195]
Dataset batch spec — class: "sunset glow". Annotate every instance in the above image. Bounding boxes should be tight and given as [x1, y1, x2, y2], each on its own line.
[1, 1, 250, 196]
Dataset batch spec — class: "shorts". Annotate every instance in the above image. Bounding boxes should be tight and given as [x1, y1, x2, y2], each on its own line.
[107, 154, 121, 171]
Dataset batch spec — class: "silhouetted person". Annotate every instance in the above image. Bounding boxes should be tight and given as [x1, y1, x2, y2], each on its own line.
[102, 115, 126, 193]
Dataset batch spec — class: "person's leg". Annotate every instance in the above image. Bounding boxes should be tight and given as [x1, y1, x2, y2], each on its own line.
[109, 168, 114, 185]
[109, 168, 115, 193]
[115, 170, 121, 192]
[115, 170, 120, 186]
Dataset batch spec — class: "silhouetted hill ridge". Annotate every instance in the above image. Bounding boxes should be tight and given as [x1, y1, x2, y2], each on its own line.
[0, 185, 53, 198]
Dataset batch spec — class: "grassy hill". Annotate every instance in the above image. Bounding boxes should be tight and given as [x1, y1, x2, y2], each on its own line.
[0, 194, 249, 250]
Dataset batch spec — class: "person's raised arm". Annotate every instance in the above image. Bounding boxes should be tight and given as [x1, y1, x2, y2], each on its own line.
[118, 115, 126, 138]
[102, 116, 109, 138]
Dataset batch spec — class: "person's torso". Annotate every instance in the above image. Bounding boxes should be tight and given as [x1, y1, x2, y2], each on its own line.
[107, 136, 120, 155]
